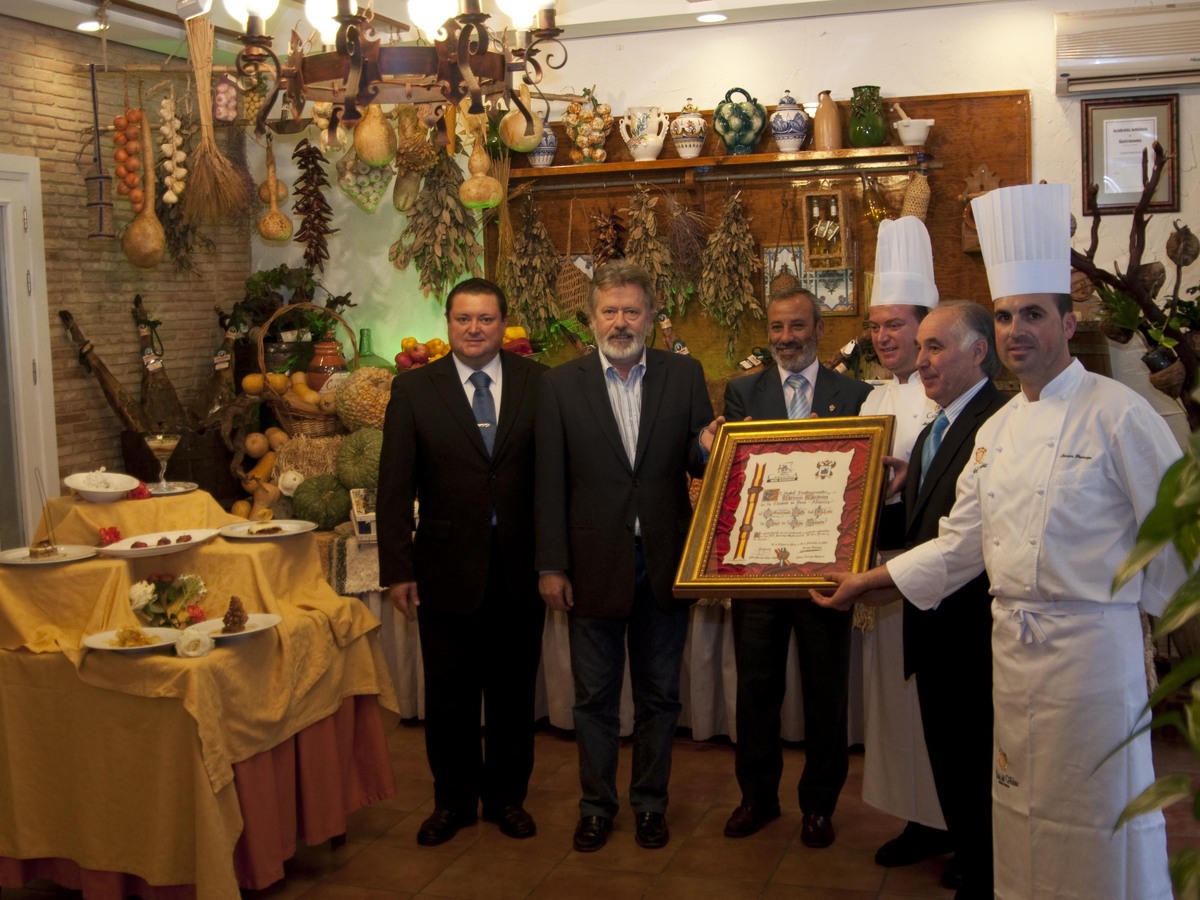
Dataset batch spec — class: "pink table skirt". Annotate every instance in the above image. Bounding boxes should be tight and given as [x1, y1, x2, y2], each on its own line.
[0, 694, 395, 898]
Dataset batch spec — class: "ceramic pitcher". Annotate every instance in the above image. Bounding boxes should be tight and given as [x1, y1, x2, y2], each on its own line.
[620, 106, 669, 161]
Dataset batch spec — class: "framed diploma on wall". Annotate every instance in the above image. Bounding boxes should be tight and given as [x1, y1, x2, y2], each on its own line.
[1081, 94, 1179, 216]
[675, 416, 895, 598]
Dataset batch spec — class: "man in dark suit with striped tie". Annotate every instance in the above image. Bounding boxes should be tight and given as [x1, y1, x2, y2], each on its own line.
[378, 278, 548, 848]
[721, 287, 872, 847]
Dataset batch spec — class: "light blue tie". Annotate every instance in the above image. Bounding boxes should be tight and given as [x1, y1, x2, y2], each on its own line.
[469, 370, 496, 455]
[785, 372, 810, 420]
[919, 410, 949, 488]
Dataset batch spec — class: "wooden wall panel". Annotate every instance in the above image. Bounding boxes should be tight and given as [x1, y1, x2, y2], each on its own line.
[495, 90, 1031, 382]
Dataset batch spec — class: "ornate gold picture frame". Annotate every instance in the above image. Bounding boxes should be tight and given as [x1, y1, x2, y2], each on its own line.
[675, 416, 895, 598]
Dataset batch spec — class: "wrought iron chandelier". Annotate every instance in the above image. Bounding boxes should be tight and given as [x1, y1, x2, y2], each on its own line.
[180, 0, 566, 144]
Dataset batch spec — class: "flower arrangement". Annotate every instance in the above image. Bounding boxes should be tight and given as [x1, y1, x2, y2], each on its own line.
[129, 573, 207, 629]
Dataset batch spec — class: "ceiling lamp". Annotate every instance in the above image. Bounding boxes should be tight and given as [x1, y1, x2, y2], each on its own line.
[212, 0, 566, 143]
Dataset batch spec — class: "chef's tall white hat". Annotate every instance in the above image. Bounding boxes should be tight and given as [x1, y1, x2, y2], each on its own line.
[971, 183, 1071, 299]
[870, 216, 939, 308]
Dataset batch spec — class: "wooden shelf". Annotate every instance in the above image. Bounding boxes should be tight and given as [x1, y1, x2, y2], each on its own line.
[510, 145, 939, 190]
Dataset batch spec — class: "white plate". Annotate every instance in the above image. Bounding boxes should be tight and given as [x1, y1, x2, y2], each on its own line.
[0, 545, 98, 566]
[190, 613, 282, 642]
[96, 529, 219, 558]
[82, 626, 182, 652]
[148, 481, 198, 496]
[218, 520, 318, 540]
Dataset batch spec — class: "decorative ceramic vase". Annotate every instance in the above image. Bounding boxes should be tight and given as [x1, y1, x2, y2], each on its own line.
[768, 90, 811, 152]
[526, 113, 557, 167]
[813, 90, 842, 151]
[561, 87, 614, 164]
[713, 87, 767, 155]
[620, 106, 670, 161]
[669, 98, 707, 159]
[848, 85, 886, 148]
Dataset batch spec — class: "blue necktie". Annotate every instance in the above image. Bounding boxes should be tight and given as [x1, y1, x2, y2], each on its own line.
[469, 370, 496, 455]
[785, 372, 810, 420]
[919, 410, 949, 488]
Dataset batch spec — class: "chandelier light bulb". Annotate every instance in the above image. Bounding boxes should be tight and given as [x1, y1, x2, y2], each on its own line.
[223, 0, 280, 28]
[303, 0, 344, 42]
[495, 0, 539, 28]
[406, 0, 456, 41]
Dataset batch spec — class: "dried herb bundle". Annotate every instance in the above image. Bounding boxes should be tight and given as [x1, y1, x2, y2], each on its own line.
[591, 205, 626, 268]
[700, 190, 762, 360]
[181, 16, 250, 223]
[624, 184, 673, 311]
[664, 192, 710, 312]
[292, 138, 338, 273]
[389, 150, 482, 298]
[507, 196, 561, 339]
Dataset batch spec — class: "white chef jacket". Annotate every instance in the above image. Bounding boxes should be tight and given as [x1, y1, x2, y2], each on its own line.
[889, 359, 1182, 614]
[859, 373, 944, 827]
[888, 359, 1181, 899]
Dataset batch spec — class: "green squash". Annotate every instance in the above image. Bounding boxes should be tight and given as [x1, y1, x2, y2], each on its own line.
[336, 427, 383, 489]
[291, 474, 352, 531]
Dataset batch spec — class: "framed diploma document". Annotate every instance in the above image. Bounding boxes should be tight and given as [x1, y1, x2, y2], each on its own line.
[674, 416, 895, 598]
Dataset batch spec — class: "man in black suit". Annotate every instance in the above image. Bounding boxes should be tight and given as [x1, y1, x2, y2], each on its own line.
[902, 301, 1005, 898]
[721, 287, 872, 847]
[536, 261, 720, 853]
[377, 277, 548, 847]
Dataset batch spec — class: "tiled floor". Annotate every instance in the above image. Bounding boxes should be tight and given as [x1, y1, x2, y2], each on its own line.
[4, 717, 1199, 899]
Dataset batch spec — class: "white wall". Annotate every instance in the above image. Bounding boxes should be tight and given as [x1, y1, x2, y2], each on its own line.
[249, 0, 1198, 359]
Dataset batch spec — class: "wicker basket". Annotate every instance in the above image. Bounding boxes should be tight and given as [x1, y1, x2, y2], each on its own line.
[257, 302, 357, 438]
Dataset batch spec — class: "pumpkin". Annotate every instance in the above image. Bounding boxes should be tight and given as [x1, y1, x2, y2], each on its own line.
[336, 427, 383, 489]
[291, 474, 351, 530]
[277, 469, 305, 497]
[335, 367, 394, 431]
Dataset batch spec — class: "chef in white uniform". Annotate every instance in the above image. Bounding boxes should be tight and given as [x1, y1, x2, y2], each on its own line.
[859, 217, 949, 871]
[813, 183, 1179, 900]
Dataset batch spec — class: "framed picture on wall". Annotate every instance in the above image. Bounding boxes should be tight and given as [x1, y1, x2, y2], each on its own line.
[1081, 94, 1179, 216]
[762, 246, 857, 316]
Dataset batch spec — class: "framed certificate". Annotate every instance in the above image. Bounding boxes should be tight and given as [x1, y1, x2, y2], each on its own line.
[674, 416, 894, 598]
[1081, 94, 1179, 216]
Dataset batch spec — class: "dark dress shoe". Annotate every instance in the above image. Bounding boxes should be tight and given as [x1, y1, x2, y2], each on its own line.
[723, 804, 781, 838]
[800, 813, 835, 848]
[874, 821, 954, 867]
[634, 811, 670, 849]
[416, 808, 476, 846]
[573, 815, 613, 852]
[941, 853, 964, 890]
[483, 805, 537, 839]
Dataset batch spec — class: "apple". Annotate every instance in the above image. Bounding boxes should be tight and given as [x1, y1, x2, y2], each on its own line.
[409, 343, 431, 365]
[395, 351, 414, 370]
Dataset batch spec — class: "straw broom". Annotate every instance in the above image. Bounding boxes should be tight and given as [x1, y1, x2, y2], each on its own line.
[181, 15, 250, 223]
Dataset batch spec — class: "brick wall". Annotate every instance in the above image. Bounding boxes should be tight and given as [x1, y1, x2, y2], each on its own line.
[0, 15, 250, 477]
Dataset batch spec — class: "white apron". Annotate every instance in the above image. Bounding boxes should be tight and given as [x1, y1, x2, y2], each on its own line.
[860, 377, 945, 827]
[991, 599, 1170, 900]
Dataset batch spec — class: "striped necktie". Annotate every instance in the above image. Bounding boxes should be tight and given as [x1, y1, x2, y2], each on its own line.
[785, 372, 810, 420]
[469, 370, 497, 455]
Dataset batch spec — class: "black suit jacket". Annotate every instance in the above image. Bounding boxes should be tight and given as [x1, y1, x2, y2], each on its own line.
[901, 380, 1008, 678]
[723, 362, 873, 424]
[377, 350, 548, 614]
[534, 348, 713, 618]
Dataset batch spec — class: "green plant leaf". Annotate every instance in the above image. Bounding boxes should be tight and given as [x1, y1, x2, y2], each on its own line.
[1168, 847, 1200, 898]
[1155, 570, 1200, 635]
[1115, 773, 1192, 829]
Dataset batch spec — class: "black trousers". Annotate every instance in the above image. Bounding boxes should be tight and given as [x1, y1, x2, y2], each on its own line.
[416, 533, 545, 817]
[732, 598, 852, 816]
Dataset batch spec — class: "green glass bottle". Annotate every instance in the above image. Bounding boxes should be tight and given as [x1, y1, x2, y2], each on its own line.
[848, 85, 886, 148]
[353, 327, 397, 374]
